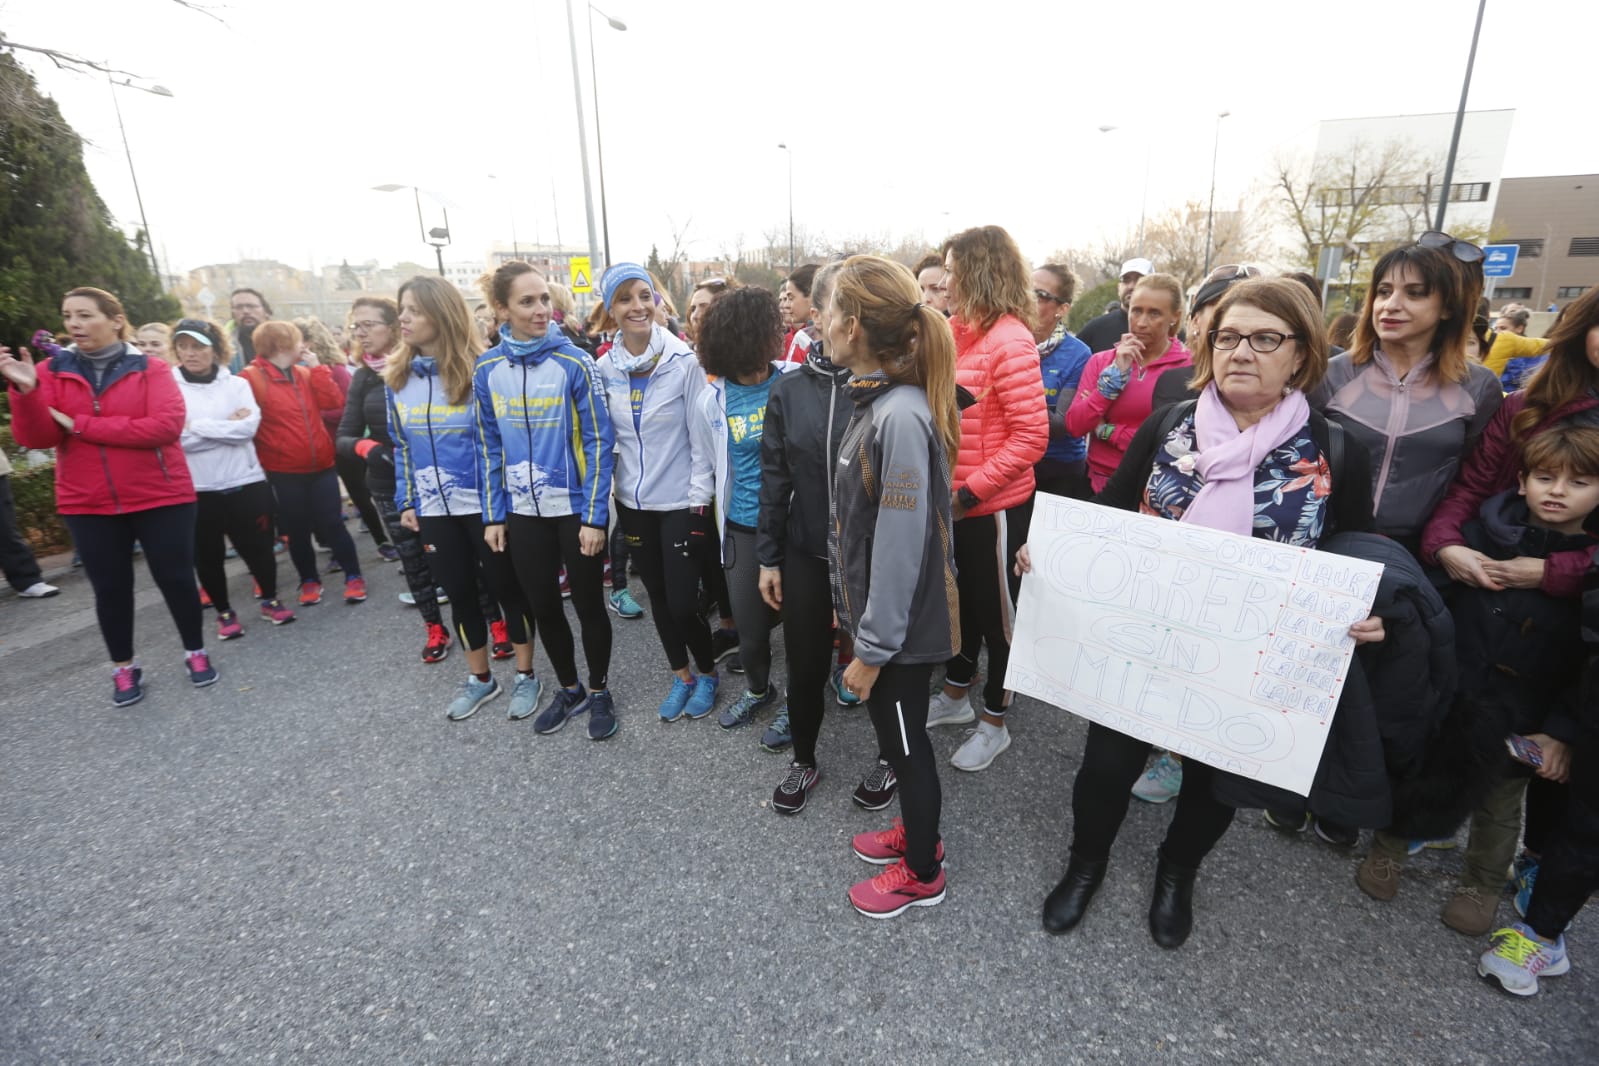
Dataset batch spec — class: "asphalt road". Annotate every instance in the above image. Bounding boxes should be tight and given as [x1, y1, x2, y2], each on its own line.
[2, 537, 1593, 1065]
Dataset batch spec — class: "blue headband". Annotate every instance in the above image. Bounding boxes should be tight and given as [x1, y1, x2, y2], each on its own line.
[600, 263, 653, 310]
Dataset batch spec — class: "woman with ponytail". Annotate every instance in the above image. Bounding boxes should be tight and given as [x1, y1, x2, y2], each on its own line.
[827, 255, 960, 919]
[387, 276, 540, 722]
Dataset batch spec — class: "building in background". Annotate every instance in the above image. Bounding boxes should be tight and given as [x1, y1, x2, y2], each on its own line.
[1490, 175, 1598, 310]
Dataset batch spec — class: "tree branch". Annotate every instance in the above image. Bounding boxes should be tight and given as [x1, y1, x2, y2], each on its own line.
[0, 37, 145, 79]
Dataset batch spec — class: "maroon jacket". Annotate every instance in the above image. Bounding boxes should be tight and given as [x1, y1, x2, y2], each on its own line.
[1421, 388, 1599, 597]
[7, 344, 195, 515]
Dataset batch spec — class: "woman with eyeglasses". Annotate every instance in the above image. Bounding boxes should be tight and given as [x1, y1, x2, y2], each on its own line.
[1065, 273, 1194, 493]
[922, 226, 1049, 774]
[1023, 278, 1380, 948]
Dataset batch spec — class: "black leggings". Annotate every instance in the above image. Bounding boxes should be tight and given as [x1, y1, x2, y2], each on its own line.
[865, 661, 942, 878]
[608, 522, 629, 593]
[194, 480, 279, 611]
[946, 512, 1013, 714]
[618, 503, 715, 674]
[65, 503, 204, 662]
[0, 474, 44, 592]
[268, 469, 361, 583]
[335, 452, 389, 548]
[1070, 723, 1237, 868]
[507, 512, 610, 689]
[371, 481, 442, 627]
[786, 552, 837, 766]
[419, 514, 530, 651]
[1525, 728, 1599, 939]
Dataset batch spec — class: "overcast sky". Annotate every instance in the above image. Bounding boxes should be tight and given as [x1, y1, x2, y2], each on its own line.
[6, 0, 1596, 277]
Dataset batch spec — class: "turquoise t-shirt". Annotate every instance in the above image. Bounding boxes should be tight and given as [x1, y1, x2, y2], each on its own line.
[724, 376, 773, 527]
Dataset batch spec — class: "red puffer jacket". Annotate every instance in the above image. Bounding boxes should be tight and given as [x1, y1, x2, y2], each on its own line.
[239, 358, 342, 474]
[7, 344, 195, 514]
[950, 314, 1049, 516]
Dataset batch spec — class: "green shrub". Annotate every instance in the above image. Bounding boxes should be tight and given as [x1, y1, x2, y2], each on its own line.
[7, 463, 68, 555]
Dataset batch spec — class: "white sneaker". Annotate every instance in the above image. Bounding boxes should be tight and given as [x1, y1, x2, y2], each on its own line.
[926, 687, 975, 728]
[951, 721, 1011, 772]
[1132, 753, 1183, 803]
[18, 582, 59, 598]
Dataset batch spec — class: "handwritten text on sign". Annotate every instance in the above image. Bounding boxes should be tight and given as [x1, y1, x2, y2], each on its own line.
[1004, 495, 1382, 796]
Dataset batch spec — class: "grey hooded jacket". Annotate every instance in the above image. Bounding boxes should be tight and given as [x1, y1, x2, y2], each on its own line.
[829, 373, 957, 668]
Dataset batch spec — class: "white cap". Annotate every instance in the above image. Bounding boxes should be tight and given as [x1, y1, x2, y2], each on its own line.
[1119, 257, 1154, 279]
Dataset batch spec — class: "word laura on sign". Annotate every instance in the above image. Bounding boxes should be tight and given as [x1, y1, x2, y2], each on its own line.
[1004, 494, 1382, 796]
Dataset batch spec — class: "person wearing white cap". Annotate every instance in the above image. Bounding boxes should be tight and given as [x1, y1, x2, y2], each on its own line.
[1077, 257, 1154, 356]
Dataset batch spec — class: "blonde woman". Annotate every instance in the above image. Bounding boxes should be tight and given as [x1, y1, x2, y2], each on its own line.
[135, 322, 176, 365]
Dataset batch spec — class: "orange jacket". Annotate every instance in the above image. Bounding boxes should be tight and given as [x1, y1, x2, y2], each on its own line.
[950, 314, 1049, 516]
[238, 358, 342, 474]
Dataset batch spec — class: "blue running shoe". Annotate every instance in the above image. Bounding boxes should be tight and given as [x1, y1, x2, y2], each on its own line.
[535, 684, 590, 734]
[832, 664, 862, 707]
[447, 675, 501, 721]
[608, 589, 645, 619]
[507, 673, 543, 721]
[719, 688, 775, 730]
[112, 664, 143, 707]
[760, 706, 793, 753]
[659, 676, 695, 722]
[1514, 860, 1539, 919]
[588, 690, 618, 740]
[683, 673, 720, 720]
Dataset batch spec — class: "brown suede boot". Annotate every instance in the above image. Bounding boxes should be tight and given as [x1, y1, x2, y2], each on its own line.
[1441, 884, 1500, 936]
[1356, 834, 1408, 902]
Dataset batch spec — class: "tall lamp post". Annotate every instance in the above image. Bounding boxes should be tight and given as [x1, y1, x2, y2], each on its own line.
[1434, 0, 1488, 231]
[1202, 110, 1231, 276]
[777, 143, 794, 272]
[107, 74, 172, 279]
[587, 5, 627, 270]
[1098, 124, 1152, 259]
[487, 173, 521, 257]
[373, 184, 451, 276]
[563, 0, 601, 277]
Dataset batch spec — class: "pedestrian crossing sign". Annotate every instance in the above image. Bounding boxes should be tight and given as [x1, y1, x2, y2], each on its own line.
[570, 256, 593, 293]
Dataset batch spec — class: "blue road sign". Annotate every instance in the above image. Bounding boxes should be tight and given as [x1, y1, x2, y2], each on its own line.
[1483, 244, 1520, 278]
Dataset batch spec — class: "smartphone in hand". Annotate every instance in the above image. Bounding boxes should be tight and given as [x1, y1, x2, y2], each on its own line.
[1505, 734, 1545, 768]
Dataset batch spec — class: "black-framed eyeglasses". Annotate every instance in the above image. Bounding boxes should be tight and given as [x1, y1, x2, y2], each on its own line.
[1034, 289, 1065, 305]
[1416, 230, 1485, 264]
[1209, 328, 1300, 353]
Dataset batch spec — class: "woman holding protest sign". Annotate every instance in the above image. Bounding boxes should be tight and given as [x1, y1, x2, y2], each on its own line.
[1021, 278, 1383, 948]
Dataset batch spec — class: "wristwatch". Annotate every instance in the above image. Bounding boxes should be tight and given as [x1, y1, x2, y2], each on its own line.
[956, 486, 980, 511]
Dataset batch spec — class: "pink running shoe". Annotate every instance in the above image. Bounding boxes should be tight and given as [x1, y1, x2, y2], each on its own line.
[852, 817, 946, 865]
[259, 599, 297, 625]
[848, 859, 946, 919]
[216, 610, 244, 641]
[185, 650, 219, 688]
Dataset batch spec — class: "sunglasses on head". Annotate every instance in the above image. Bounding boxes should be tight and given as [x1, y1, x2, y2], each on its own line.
[1203, 264, 1262, 284]
[696, 277, 729, 291]
[1416, 230, 1484, 264]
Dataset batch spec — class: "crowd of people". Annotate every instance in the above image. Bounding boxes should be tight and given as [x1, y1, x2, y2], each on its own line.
[2, 223, 1596, 997]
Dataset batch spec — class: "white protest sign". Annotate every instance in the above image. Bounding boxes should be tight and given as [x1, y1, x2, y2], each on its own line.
[1005, 495, 1383, 796]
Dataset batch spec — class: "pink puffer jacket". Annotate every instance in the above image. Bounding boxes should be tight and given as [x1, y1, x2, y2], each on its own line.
[950, 314, 1049, 516]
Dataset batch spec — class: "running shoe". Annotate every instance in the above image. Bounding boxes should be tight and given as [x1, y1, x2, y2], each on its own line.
[185, 650, 219, 688]
[343, 577, 367, 604]
[507, 673, 543, 721]
[1514, 860, 1540, 919]
[1408, 837, 1460, 857]
[260, 599, 296, 625]
[951, 722, 1011, 772]
[421, 623, 451, 664]
[447, 675, 501, 721]
[587, 690, 618, 740]
[833, 663, 862, 707]
[608, 588, 645, 619]
[298, 580, 323, 607]
[925, 687, 975, 728]
[251, 579, 262, 598]
[771, 761, 819, 814]
[658, 676, 695, 722]
[489, 618, 514, 660]
[1131, 753, 1182, 803]
[325, 558, 343, 574]
[1264, 808, 1312, 833]
[377, 543, 400, 562]
[534, 685, 590, 735]
[711, 627, 740, 664]
[849, 859, 946, 919]
[18, 582, 60, 598]
[1477, 923, 1569, 997]
[759, 707, 793, 752]
[719, 688, 775, 730]
[683, 673, 720, 720]
[1314, 818, 1360, 848]
[216, 610, 244, 641]
[112, 665, 143, 707]
[852, 818, 945, 865]
[397, 587, 449, 607]
[852, 760, 898, 811]
[559, 567, 571, 599]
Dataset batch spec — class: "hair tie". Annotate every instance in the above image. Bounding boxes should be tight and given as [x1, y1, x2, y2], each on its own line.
[912, 302, 924, 312]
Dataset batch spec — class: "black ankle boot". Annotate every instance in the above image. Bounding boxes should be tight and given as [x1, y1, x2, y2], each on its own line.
[1148, 855, 1197, 948]
[1042, 855, 1108, 934]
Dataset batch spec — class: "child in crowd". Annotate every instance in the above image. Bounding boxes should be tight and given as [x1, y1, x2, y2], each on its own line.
[1358, 426, 1599, 944]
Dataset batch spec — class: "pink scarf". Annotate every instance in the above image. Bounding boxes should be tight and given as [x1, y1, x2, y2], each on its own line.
[1179, 383, 1310, 537]
[362, 351, 388, 374]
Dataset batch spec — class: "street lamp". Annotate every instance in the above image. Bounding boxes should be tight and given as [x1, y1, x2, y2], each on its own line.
[777, 143, 793, 273]
[563, 0, 601, 277]
[107, 74, 172, 279]
[373, 184, 451, 276]
[588, 4, 627, 269]
[1098, 124, 1152, 259]
[1202, 110, 1231, 276]
[1434, 0, 1488, 231]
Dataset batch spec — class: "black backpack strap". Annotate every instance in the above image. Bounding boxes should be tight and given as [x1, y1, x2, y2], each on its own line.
[1326, 416, 1346, 486]
[1152, 398, 1197, 444]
